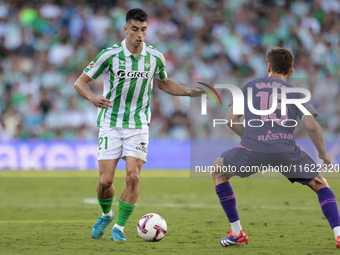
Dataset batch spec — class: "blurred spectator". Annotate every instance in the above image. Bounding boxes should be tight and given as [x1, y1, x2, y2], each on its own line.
[88, 8, 111, 47]
[16, 34, 35, 57]
[163, 98, 190, 140]
[40, 0, 61, 19]
[39, 88, 52, 116]
[2, 105, 23, 138]
[0, 119, 12, 141]
[48, 37, 74, 66]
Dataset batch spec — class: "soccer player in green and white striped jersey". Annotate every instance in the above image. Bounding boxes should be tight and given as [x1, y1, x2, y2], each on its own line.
[74, 8, 202, 242]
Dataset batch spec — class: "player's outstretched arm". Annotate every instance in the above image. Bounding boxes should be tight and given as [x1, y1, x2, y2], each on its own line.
[226, 105, 244, 137]
[74, 72, 112, 109]
[154, 78, 204, 97]
[303, 115, 331, 165]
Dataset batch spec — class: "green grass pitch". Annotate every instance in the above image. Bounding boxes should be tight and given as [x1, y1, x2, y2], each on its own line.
[0, 170, 339, 255]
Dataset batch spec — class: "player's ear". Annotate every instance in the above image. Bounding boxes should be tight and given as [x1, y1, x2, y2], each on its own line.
[123, 25, 128, 35]
[267, 63, 271, 74]
[287, 68, 294, 77]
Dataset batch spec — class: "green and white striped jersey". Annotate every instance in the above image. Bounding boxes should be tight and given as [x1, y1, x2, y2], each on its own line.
[84, 39, 167, 129]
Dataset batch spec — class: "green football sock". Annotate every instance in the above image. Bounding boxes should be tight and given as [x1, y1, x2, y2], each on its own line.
[116, 200, 136, 226]
[97, 196, 113, 214]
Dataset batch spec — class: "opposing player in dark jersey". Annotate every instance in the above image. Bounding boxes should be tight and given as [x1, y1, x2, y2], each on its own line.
[212, 47, 340, 248]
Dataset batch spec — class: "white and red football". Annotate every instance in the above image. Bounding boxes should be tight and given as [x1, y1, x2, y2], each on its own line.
[137, 213, 167, 242]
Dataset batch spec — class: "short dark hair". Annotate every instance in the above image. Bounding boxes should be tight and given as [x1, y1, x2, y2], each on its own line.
[126, 8, 148, 23]
[267, 47, 294, 76]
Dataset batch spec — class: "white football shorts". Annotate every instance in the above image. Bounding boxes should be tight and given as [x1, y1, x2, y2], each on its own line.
[97, 127, 149, 163]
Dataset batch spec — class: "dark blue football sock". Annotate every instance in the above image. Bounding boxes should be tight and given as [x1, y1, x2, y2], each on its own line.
[215, 181, 239, 223]
[317, 187, 340, 229]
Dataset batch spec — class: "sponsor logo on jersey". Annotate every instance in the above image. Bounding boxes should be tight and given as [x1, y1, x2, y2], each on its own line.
[258, 129, 294, 141]
[116, 69, 152, 78]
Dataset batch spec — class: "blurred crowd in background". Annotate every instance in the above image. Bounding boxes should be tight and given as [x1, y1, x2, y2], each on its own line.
[0, 0, 340, 141]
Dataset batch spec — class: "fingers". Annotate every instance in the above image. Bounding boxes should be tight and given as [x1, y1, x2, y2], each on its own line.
[98, 98, 113, 108]
[90, 95, 113, 108]
[322, 156, 331, 168]
[190, 89, 207, 98]
[100, 103, 113, 109]
[103, 103, 113, 108]
[99, 102, 113, 108]
[322, 158, 330, 164]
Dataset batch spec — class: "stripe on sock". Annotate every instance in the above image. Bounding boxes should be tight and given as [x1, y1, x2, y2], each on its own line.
[320, 198, 337, 207]
[220, 194, 236, 202]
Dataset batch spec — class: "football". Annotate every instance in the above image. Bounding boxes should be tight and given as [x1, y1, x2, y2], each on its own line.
[137, 213, 167, 242]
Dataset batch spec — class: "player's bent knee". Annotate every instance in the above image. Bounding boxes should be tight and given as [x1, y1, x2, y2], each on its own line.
[98, 177, 113, 189]
[213, 172, 234, 179]
[211, 170, 233, 179]
[99, 180, 113, 189]
[211, 171, 219, 179]
[126, 173, 140, 188]
[308, 174, 329, 192]
[211, 157, 235, 179]
[317, 177, 329, 189]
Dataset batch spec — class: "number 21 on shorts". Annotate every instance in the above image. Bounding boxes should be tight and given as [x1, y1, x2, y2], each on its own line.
[98, 137, 108, 150]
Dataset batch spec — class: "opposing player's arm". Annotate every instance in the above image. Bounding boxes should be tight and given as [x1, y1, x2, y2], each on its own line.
[302, 115, 331, 165]
[74, 72, 112, 109]
[297, 95, 330, 164]
[226, 105, 244, 137]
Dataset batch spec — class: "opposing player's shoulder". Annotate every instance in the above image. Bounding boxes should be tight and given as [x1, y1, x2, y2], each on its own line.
[245, 77, 292, 90]
[250, 77, 267, 85]
[239, 78, 259, 89]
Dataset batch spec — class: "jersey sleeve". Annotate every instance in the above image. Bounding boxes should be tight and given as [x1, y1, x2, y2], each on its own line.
[84, 50, 111, 79]
[153, 52, 167, 81]
[296, 93, 318, 120]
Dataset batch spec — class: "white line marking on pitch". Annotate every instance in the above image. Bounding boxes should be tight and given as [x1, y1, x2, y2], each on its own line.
[83, 198, 320, 210]
[251, 205, 320, 211]
[83, 199, 221, 208]
[0, 220, 96, 224]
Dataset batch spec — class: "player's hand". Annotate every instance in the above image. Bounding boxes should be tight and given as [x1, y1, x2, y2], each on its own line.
[90, 95, 112, 109]
[319, 152, 331, 165]
[189, 88, 206, 98]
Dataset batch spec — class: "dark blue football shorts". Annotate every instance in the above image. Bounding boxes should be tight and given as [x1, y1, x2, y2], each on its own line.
[220, 144, 318, 185]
